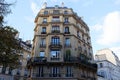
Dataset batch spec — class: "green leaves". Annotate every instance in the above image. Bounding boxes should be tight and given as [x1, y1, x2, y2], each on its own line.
[0, 26, 21, 69]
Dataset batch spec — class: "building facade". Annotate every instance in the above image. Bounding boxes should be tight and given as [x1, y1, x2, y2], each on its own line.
[0, 39, 32, 80]
[28, 3, 97, 80]
[14, 40, 32, 80]
[95, 48, 120, 80]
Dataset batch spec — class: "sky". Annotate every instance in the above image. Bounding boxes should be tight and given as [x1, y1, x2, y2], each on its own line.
[5, 0, 120, 58]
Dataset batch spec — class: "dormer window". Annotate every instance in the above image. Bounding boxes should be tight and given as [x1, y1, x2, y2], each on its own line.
[53, 10, 59, 14]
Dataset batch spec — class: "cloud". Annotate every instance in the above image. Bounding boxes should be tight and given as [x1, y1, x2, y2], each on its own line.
[93, 11, 120, 45]
[31, 2, 39, 15]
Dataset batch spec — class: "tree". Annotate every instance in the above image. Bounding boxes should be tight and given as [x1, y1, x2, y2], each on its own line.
[0, 0, 12, 26]
[0, 26, 21, 73]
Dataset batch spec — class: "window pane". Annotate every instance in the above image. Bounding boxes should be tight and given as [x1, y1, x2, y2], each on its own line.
[66, 38, 70, 45]
[42, 27, 46, 32]
[41, 38, 45, 45]
[40, 51, 45, 57]
[51, 50, 60, 58]
[65, 27, 69, 32]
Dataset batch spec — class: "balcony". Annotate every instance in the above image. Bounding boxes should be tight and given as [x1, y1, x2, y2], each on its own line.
[51, 30, 60, 33]
[49, 74, 61, 77]
[42, 21, 47, 24]
[40, 44, 46, 48]
[33, 57, 47, 63]
[64, 56, 97, 69]
[65, 74, 73, 77]
[52, 19, 60, 22]
[41, 32, 46, 34]
[51, 57, 60, 60]
[64, 32, 70, 34]
[49, 42, 62, 49]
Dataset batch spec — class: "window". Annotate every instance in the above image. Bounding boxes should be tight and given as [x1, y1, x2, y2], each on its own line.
[50, 67, 60, 77]
[66, 66, 73, 77]
[52, 25, 60, 33]
[100, 63, 103, 68]
[77, 31, 80, 38]
[52, 16, 60, 22]
[44, 11, 48, 15]
[64, 17, 69, 23]
[53, 10, 59, 14]
[41, 27, 46, 33]
[38, 66, 43, 77]
[39, 51, 45, 57]
[40, 38, 45, 45]
[64, 11, 68, 14]
[51, 37, 60, 45]
[43, 18, 47, 23]
[50, 50, 60, 60]
[65, 38, 70, 46]
[64, 27, 69, 33]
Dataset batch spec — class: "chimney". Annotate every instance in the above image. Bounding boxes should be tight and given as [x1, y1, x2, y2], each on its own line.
[42, 2, 47, 9]
[61, 2, 64, 7]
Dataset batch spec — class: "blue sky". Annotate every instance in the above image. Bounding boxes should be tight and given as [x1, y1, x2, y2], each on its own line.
[5, 0, 120, 58]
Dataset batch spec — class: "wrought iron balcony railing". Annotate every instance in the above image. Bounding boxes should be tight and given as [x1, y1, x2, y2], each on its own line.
[49, 74, 61, 77]
[51, 30, 60, 33]
[49, 42, 62, 48]
[33, 57, 47, 63]
[41, 32, 46, 34]
[64, 57, 97, 69]
[64, 32, 70, 34]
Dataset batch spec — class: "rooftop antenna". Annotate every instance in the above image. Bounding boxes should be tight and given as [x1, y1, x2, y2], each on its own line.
[61, 2, 64, 7]
[42, 2, 47, 9]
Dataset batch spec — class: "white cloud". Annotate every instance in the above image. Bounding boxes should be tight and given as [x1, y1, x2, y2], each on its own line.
[94, 11, 120, 45]
[31, 2, 39, 15]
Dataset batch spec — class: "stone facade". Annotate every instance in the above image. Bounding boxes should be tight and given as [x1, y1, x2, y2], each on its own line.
[29, 3, 97, 80]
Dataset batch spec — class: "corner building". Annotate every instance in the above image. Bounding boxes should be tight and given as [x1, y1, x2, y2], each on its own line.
[29, 3, 97, 80]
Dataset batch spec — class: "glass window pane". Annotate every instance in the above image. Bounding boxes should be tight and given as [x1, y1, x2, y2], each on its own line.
[40, 51, 45, 57]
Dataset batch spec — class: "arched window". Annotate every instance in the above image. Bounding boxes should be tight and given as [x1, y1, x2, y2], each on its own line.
[64, 27, 69, 33]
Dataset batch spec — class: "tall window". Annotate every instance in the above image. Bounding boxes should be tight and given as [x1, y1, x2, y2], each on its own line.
[65, 38, 70, 46]
[77, 31, 81, 38]
[64, 17, 69, 23]
[100, 63, 103, 68]
[52, 25, 60, 33]
[43, 18, 47, 23]
[52, 16, 60, 22]
[51, 37, 60, 45]
[66, 66, 73, 77]
[50, 50, 60, 60]
[53, 10, 59, 14]
[50, 67, 60, 77]
[40, 38, 45, 45]
[39, 51, 45, 57]
[41, 27, 46, 33]
[38, 66, 43, 77]
[64, 27, 69, 33]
